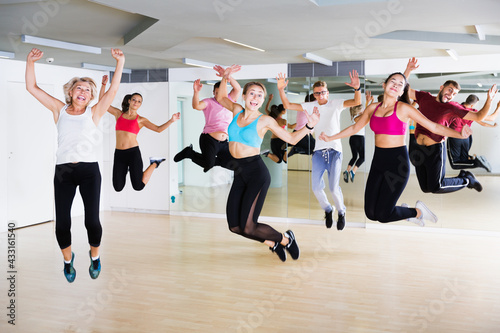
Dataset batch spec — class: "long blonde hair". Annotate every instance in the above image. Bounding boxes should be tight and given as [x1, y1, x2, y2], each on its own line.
[63, 77, 97, 104]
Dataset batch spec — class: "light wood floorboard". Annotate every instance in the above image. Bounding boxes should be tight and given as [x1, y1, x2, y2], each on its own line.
[1, 211, 500, 332]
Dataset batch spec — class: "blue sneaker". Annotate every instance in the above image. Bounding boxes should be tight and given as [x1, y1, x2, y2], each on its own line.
[89, 251, 101, 279]
[343, 170, 349, 183]
[64, 252, 76, 283]
[350, 170, 355, 182]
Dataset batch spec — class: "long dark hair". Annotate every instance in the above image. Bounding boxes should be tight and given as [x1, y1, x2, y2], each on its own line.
[121, 93, 143, 112]
[384, 72, 410, 104]
[269, 104, 285, 119]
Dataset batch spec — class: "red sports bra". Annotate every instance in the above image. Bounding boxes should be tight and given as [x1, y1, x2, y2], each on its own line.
[116, 114, 140, 135]
[370, 102, 407, 136]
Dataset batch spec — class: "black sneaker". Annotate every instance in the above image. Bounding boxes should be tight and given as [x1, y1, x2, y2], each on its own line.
[284, 230, 299, 260]
[337, 213, 346, 231]
[325, 209, 333, 228]
[270, 242, 287, 262]
[476, 156, 492, 172]
[462, 170, 483, 192]
[174, 144, 193, 162]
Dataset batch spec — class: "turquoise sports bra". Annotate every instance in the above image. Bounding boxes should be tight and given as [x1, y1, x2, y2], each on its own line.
[228, 110, 263, 148]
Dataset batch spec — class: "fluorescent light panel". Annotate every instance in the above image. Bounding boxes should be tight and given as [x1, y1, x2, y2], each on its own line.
[22, 35, 101, 54]
[303, 52, 333, 66]
[182, 58, 217, 69]
[474, 25, 486, 41]
[0, 51, 15, 59]
[82, 63, 132, 74]
[223, 39, 265, 52]
[445, 49, 459, 61]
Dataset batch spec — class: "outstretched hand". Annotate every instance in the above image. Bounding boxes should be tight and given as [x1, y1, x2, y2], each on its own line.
[102, 75, 108, 85]
[276, 72, 289, 91]
[305, 106, 320, 128]
[345, 70, 360, 90]
[461, 124, 473, 138]
[215, 64, 241, 79]
[27, 48, 43, 62]
[193, 79, 203, 92]
[488, 84, 498, 100]
[365, 90, 373, 104]
[406, 57, 419, 73]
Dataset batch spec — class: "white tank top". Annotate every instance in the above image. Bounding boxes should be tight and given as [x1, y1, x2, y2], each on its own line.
[56, 105, 99, 165]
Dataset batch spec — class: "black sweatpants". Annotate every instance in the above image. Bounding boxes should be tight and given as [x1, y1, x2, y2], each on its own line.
[447, 136, 477, 170]
[113, 146, 145, 191]
[348, 135, 365, 168]
[365, 146, 417, 222]
[191, 133, 235, 172]
[226, 155, 282, 243]
[54, 162, 102, 249]
[409, 142, 467, 193]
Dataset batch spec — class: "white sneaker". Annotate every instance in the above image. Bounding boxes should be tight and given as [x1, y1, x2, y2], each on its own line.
[416, 200, 438, 223]
[401, 203, 425, 227]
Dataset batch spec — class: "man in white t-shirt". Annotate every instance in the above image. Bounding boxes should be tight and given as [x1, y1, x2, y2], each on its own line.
[277, 71, 361, 230]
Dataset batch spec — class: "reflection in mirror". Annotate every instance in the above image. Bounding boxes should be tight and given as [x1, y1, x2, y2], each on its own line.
[285, 76, 367, 224]
[365, 71, 500, 231]
[169, 79, 289, 218]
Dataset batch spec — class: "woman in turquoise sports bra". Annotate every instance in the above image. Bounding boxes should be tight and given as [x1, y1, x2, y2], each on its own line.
[319, 72, 471, 227]
[216, 65, 319, 262]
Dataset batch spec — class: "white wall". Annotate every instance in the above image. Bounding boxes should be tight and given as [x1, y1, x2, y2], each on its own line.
[105, 82, 172, 212]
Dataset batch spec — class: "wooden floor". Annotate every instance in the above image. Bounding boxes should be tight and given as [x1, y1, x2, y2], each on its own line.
[2, 211, 500, 332]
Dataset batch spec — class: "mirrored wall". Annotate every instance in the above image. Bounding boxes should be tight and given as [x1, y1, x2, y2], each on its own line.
[169, 69, 500, 233]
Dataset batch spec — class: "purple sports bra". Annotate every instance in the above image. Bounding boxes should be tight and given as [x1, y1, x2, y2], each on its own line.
[370, 102, 407, 136]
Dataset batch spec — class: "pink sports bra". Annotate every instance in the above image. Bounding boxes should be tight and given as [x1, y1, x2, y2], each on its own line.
[370, 102, 407, 136]
[116, 114, 140, 135]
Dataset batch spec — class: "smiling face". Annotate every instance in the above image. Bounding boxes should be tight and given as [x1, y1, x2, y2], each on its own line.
[242, 82, 266, 111]
[383, 73, 406, 98]
[438, 84, 460, 103]
[70, 81, 92, 106]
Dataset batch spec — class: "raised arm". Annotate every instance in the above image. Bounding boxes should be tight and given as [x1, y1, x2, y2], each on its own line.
[276, 73, 304, 111]
[140, 112, 180, 133]
[264, 93, 274, 115]
[463, 84, 497, 121]
[365, 90, 374, 107]
[25, 48, 65, 121]
[319, 103, 374, 142]
[406, 103, 470, 139]
[264, 107, 319, 145]
[343, 70, 362, 108]
[192, 79, 207, 110]
[403, 57, 419, 101]
[214, 64, 242, 102]
[99, 75, 121, 117]
[92, 49, 125, 124]
[216, 65, 243, 115]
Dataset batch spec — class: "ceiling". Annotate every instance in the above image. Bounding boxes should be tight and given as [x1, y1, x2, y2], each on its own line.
[2, 0, 500, 93]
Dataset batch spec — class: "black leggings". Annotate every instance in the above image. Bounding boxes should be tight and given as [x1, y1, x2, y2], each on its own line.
[365, 146, 417, 223]
[191, 133, 235, 172]
[270, 137, 287, 163]
[113, 146, 145, 191]
[291, 132, 315, 155]
[54, 162, 102, 249]
[348, 135, 365, 168]
[226, 155, 282, 243]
